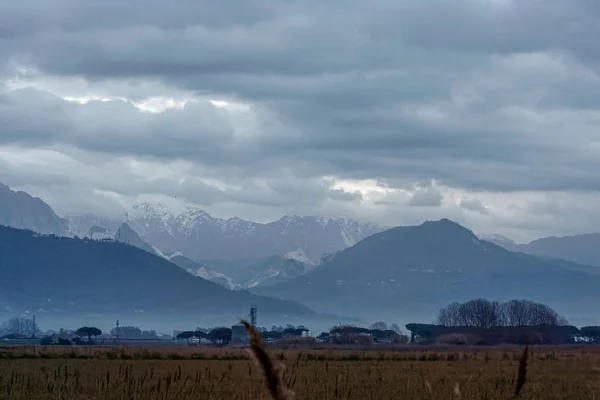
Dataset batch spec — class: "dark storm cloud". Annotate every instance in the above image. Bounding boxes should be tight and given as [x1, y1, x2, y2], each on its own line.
[1, 0, 600, 196]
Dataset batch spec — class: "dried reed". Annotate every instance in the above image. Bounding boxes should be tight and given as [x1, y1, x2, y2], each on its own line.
[242, 320, 295, 400]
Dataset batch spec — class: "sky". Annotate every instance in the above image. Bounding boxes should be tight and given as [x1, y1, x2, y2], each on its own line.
[1, 0, 600, 242]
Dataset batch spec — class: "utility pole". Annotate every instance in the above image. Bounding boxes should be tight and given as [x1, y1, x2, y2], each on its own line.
[115, 320, 120, 344]
[31, 315, 36, 338]
[250, 305, 257, 327]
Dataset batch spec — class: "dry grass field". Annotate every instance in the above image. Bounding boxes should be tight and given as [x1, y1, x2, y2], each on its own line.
[1, 345, 600, 399]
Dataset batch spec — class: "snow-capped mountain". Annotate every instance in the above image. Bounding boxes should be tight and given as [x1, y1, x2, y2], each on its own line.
[119, 203, 384, 262]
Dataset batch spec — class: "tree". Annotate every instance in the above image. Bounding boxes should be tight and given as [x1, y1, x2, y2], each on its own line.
[502, 300, 567, 326]
[580, 326, 600, 342]
[76, 326, 102, 342]
[176, 331, 195, 344]
[112, 326, 142, 339]
[0, 317, 38, 336]
[193, 331, 208, 340]
[369, 322, 388, 331]
[436, 302, 463, 326]
[208, 327, 232, 344]
[459, 299, 502, 328]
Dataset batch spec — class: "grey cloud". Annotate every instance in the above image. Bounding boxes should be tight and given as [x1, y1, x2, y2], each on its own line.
[1, 0, 600, 239]
[407, 186, 443, 207]
[327, 189, 363, 202]
[0, 88, 236, 161]
[459, 198, 491, 216]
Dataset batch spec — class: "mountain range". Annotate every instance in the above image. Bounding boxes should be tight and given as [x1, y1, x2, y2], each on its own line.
[258, 219, 600, 324]
[480, 234, 600, 267]
[5, 182, 600, 326]
[109, 220, 319, 289]
[0, 225, 314, 323]
[67, 203, 384, 262]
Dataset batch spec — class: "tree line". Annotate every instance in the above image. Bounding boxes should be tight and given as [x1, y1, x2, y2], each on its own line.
[436, 298, 568, 328]
[0, 317, 40, 338]
[406, 298, 596, 345]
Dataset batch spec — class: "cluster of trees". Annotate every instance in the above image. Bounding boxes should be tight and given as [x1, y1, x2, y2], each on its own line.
[261, 327, 309, 341]
[111, 326, 161, 340]
[0, 317, 40, 337]
[405, 298, 581, 345]
[176, 327, 232, 344]
[266, 324, 308, 333]
[369, 322, 402, 333]
[436, 299, 568, 328]
[322, 325, 409, 345]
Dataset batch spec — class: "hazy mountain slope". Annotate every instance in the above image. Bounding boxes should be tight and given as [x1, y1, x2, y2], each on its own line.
[65, 214, 121, 238]
[125, 203, 384, 261]
[523, 234, 600, 266]
[478, 234, 520, 252]
[482, 233, 600, 267]
[169, 255, 239, 289]
[246, 254, 310, 289]
[0, 183, 67, 234]
[0, 225, 314, 319]
[258, 219, 600, 319]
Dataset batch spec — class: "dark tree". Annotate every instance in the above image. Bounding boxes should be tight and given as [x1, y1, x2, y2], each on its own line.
[76, 326, 102, 342]
[208, 327, 232, 344]
[176, 331, 195, 344]
[502, 299, 567, 326]
[580, 326, 600, 342]
[436, 299, 567, 329]
[193, 330, 208, 340]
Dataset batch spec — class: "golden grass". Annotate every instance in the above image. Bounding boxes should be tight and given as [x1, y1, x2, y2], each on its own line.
[0, 345, 599, 399]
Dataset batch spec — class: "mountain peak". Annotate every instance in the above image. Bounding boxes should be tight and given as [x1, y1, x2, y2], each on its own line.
[115, 222, 160, 256]
[0, 182, 67, 234]
[417, 218, 476, 238]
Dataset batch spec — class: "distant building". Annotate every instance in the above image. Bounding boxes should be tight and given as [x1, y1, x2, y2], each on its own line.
[231, 323, 249, 344]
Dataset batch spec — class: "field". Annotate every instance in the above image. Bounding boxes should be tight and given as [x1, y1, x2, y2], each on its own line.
[1, 345, 600, 399]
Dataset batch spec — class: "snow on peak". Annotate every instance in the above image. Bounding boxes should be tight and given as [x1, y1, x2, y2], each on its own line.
[283, 249, 315, 265]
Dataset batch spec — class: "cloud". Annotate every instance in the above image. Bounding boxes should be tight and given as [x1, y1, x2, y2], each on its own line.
[407, 185, 443, 207]
[1, 0, 600, 240]
[459, 198, 491, 216]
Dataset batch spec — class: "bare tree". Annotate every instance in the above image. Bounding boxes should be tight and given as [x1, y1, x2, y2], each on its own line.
[0, 317, 37, 336]
[502, 300, 567, 326]
[459, 299, 502, 328]
[437, 298, 568, 328]
[436, 302, 463, 326]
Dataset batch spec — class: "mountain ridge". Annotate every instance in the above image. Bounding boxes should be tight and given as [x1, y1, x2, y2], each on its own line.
[257, 219, 600, 323]
[67, 202, 385, 262]
[481, 232, 600, 267]
[0, 183, 68, 234]
[0, 224, 314, 321]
